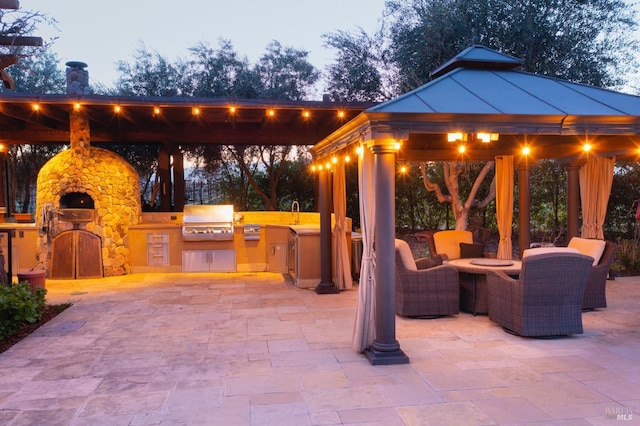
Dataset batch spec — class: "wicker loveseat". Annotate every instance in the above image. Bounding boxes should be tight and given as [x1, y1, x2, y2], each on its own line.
[394, 239, 459, 317]
[486, 252, 593, 337]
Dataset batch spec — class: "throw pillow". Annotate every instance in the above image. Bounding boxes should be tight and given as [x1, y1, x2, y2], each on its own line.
[460, 242, 485, 258]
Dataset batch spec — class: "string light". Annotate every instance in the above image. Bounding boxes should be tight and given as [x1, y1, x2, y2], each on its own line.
[229, 106, 236, 114]
[73, 102, 81, 111]
[447, 132, 464, 142]
[458, 144, 466, 154]
[32, 103, 40, 112]
[192, 107, 200, 116]
[477, 132, 499, 143]
[302, 110, 310, 119]
[267, 109, 275, 117]
[153, 106, 161, 116]
[113, 105, 122, 113]
[337, 110, 345, 119]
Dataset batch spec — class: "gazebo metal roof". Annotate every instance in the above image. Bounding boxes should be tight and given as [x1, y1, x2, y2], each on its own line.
[311, 45, 640, 162]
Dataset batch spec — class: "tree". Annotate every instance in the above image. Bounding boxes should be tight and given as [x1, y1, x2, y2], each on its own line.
[1, 50, 64, 93]
[114, 39, 321, 211]
[605, 161, 640, 240]
[384, 0, 638, 93]
[186, 39, 258, 98]
[254, 40, 320, 101]
[396, 163, 449, 231]
[227, 144, 293, 211]
[322, 29, 386, 102]
[0, 3, 55, 90]
[115, 41, 189, 97]
[420, 161, 495, 230]
[529, 159, 567, 241]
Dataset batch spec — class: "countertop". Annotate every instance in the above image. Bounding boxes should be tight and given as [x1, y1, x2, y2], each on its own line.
[0, 223, 37, 230]
[128, 222, 325, 236]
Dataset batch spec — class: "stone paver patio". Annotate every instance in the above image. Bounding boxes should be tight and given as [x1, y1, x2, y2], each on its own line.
[0, 272, 638, 425]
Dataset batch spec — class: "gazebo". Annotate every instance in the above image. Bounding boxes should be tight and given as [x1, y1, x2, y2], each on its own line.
[310, 45, 640, 365]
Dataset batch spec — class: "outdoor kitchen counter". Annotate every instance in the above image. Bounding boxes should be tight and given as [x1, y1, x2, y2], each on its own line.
[128, 212, 332, 274]
[129, 212, 350, 276]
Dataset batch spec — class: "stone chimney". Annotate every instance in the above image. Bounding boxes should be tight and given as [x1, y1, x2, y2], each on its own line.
[65, 61, 90, 95]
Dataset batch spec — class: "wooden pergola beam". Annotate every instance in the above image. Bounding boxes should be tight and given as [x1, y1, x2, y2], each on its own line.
[0, 36, 43, 47]
[0, 0, 19, 10]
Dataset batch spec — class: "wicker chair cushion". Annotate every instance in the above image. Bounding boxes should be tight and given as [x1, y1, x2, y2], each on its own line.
[460, 242, 485, 258]
[433, 230, 473, 260]
[395, 239, 418, 271]
[568, 237, 606, 266]
[522, 247, 579, 258]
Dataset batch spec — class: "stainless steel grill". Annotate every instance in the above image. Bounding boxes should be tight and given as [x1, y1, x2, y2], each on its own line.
[181, 204, 234, 241]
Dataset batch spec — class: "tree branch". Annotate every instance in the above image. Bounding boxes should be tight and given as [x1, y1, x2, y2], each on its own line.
[419, 162, 451, 203]
[464, 161, 495, 210]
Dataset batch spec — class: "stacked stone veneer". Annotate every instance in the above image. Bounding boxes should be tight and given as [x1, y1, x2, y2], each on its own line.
[65, 61, 91, 95]
[35, 110, 142, 277]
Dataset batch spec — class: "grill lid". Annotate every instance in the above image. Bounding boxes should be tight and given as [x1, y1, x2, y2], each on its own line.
[182, 204, 235, 241]
[183, 204, 234, 224]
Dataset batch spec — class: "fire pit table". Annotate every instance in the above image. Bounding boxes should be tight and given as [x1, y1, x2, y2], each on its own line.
[447, 258, 522, 315]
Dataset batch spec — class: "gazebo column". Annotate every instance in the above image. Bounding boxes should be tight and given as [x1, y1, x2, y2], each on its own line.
[566, 162, 581, 240]
[364, 144, 409, 365]
[316, 166, 338, 294]
[517, 161, 531, 258]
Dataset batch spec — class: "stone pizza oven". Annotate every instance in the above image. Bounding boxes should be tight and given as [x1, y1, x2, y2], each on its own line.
[34, 65, 142, 277]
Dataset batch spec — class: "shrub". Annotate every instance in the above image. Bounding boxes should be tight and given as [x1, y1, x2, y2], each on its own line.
[0, 282, 47, 340]
[614, 239, 640, 276]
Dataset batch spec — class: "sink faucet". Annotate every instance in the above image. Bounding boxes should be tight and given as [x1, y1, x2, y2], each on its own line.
[291, 200, 300, 224]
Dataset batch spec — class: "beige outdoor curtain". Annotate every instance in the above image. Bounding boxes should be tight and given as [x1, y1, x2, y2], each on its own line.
[333, 160, 352, 290]
[495, 156, 514, 259]
[579, 156, 615, 239]
[352, 147, 376, 353]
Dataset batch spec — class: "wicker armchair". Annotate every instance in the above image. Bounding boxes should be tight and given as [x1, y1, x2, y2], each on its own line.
[576, 240, 617, 310]
[394, 239, 459, 317]
[486, 252, 593, 337]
